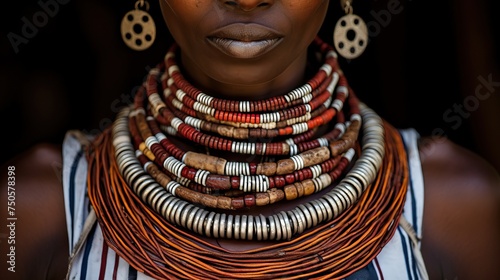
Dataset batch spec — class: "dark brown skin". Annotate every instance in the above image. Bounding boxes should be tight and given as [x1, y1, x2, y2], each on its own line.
[419, 138, 500, 280]
[0, 144, 69, 280]
[159, 0, 329, 99]
[1, 1, 500, 279]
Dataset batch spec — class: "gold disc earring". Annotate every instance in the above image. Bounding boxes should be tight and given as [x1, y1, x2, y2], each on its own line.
[121, 0, 156, 51]
[333, 0, 368, 59]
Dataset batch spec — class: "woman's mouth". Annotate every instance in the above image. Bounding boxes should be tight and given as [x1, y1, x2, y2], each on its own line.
[208, 37, 282, 58]
[207, 23, 283, 59]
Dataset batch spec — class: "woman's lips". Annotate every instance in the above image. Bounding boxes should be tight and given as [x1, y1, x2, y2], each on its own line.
[207, 23, 283, 59]
[208, 37, 282, 58]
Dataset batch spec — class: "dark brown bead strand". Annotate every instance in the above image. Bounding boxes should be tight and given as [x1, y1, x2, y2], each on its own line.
[125, 36, 363, 211]
[130, 99, 353, 209]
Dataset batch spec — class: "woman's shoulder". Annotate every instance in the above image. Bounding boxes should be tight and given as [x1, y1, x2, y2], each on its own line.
[417, 136, 500, 279]
[3, 142, 62, 165]
[418, 136, 499, 191]
[1, 142, 65, 192]
[0, 143, 69, 279]
[1, 142, 64, 201]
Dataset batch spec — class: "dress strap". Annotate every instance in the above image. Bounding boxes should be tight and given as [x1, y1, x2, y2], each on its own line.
[399, 215, 429, 280]
[65, 209, 97, 280]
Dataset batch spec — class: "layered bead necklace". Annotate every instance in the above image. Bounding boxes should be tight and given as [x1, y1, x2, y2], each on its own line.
[87, 37, 409, 279]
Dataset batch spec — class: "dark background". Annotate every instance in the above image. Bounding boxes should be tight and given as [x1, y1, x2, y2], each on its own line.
[1, 0, 499, 171]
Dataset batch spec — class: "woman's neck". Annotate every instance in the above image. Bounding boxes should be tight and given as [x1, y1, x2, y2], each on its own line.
[178, 50, 309, 101]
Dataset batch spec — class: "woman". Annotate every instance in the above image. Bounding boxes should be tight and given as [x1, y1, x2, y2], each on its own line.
[2, 0, 499, 279]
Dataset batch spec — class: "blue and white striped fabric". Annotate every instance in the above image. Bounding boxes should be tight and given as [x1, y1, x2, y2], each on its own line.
[62, 129, 427, 280]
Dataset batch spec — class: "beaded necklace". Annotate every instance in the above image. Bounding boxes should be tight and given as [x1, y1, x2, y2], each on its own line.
[87, 37, 409, 279]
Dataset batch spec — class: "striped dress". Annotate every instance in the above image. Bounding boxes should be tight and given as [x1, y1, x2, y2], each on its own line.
[62, 129, 428, 280]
